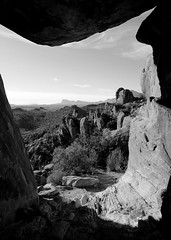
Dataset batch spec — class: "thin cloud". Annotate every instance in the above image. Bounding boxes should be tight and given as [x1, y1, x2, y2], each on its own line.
[73, 84, 91, 88]
[97, 88, 114, 95]
[53, 77, 60, 82]
[120, 41, 152, 60]
[62, 27, 134, 50]
[61, 9, 153, 51]
[7, 90, 106, 104]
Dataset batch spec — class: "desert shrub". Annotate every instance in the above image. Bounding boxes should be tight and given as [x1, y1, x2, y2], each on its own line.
[106, 119, 117, 130]
[106, 127, 129, 172]
[47, 169, 65, 185]
[17, 113, 37, 130]
[52, 142, 97, 175]
[27, 133, 61, 170]
[106, 147, 128, 172]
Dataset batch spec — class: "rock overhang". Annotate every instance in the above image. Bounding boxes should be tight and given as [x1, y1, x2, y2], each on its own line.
[0, 0, 158, 46]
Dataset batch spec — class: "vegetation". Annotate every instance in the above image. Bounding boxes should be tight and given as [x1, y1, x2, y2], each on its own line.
[52, 141, 97, 175]
[47, 169, 65, 185]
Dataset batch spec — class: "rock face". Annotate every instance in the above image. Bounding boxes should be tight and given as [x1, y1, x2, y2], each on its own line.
[0, 75, 38, 229]
[96, 101, 171, 226]
[141, 54, 161, 99]
[116, 89, 134, 105]
[137, 3, 171, 103]
[80, 117, 90, 137]
[117, 111, 125, 129]
[0, 0, 158, 46]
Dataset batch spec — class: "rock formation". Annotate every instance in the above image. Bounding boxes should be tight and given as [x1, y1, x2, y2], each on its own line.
[0, 0, 157, 46]
[94, 100, 171, 226]
[117, 111, 125, 129]
[141, 54, 161, 99]
[1, 0, 171, 237]
[136, 2, 171, 105]
[80, 116, 91, 137]
[0, 75, 38, 229]
[116, 88, 134, 105]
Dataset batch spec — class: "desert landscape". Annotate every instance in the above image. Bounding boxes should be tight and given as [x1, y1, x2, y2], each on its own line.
[1, 1, 171, 240]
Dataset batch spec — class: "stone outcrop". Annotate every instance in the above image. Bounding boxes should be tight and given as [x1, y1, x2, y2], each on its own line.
[80, 116, 90, 137]
[141, 54, 161, 99]
[0, 0, 157, 46]
[94, 101, 171, 226]
[117, 111, 125, 129]
[116, 89, 134, 105]
[0, 75, 38, 229]
[137, 3, 171, 104]
[94, 117, 103, 131]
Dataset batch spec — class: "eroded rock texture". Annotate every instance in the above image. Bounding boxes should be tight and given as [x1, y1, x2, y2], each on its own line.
[95, 101, 171, 226]
[0, 0, 157, 46]
[0, 75, 38, 229]
[137, 2, 171, 103]
[141, 54, 161, 99]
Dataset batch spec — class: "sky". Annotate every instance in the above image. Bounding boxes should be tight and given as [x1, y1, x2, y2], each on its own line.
[0, 10, 153, 105]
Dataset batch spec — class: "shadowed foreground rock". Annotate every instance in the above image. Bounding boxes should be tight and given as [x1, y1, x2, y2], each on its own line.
[0, 75, 38, 229]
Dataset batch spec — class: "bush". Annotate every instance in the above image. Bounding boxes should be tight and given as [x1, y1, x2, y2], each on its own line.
[47, 169, 65, 185]
[106, 147, 128, 172]
[106, 127, 129, 172]
[52, 142, 97, 175]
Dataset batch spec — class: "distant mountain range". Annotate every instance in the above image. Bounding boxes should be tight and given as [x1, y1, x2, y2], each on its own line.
[10, 98, 116, 110]
[61, 98, 116, 106]
[10, 90, 143, 110]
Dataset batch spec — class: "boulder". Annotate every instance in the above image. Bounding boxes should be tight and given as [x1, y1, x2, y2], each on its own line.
[116, 89, 134, 105]
[0, 75, 38, 229]
[62, 176, 99, 188]
[43, 163, 54, 171]
[38, 183, 59, 198]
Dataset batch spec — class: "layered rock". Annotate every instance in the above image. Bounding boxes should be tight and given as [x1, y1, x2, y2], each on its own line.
[0, 75, 38, 229]
[94, 101, 171, 226]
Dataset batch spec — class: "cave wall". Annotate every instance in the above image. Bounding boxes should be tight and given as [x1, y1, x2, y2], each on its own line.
[0, 75, 38, 229]
[0, 0, 158, 46]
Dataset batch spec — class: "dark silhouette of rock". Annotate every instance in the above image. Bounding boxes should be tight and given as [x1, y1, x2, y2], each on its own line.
[0, 75, 38, 229]
[0, 1, 157, 46]
[116, 88, 134, 105]
[137, 3, 171, 105]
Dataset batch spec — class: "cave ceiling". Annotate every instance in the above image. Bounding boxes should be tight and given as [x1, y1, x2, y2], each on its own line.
[0, 0, 159, 46]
